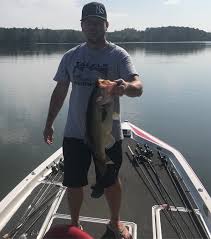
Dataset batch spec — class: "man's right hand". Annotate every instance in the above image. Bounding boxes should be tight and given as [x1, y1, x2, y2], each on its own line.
[43, 126, 54, 145]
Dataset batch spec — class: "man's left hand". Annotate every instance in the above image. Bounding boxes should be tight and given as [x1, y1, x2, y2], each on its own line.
[111, 79, 128, 96]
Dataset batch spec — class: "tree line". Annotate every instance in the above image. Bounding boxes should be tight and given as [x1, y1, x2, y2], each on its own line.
[0, 26, 210, 44]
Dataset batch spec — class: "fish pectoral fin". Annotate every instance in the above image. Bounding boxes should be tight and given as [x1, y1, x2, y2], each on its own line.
[112, 112, 120, 121]
[105, 154, 114, 165]
[105, 134, 115, 149]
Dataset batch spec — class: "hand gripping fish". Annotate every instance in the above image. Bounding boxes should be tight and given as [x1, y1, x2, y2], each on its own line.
[86, 79, 117, 176]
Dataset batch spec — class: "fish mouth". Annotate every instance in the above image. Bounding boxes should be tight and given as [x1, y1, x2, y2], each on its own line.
[97, 79, 117, 96]
[97, 79, 117, 88]
[95, 79, 117, 105]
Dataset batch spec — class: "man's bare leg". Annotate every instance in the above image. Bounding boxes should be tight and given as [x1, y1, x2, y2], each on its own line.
[104, 178, 132, 239]
[104, 178, 121, 223]
[67, 187, 83, 226]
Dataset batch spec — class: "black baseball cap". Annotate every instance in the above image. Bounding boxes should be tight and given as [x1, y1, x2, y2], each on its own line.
[81, 2, 107, 21]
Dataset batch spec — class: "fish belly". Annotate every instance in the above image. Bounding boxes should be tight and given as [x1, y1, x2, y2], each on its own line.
[92, 102, 115, 173]
[86, 85, 115, 175]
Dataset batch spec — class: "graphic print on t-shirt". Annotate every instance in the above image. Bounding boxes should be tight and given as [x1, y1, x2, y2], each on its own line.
[72, 61, 108, 86]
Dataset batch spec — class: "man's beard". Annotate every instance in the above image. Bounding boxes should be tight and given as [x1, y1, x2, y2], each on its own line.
[87, 33, 105, 44]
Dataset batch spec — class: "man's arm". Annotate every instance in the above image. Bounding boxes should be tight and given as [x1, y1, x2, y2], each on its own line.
[113, 75, 143, 97]
[43, 81, 70, 144]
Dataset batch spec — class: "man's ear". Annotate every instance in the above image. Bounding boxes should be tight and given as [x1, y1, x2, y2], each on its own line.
[106, 21, 109, 30]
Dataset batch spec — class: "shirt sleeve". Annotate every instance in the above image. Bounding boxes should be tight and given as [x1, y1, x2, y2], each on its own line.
[118, 48, 139, 82]
[53, 54, 70, 82]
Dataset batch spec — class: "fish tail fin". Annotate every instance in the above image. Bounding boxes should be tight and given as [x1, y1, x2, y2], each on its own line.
[95, 160, 107, 175]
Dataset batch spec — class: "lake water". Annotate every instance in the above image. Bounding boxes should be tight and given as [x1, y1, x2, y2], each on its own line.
[0, 42, 211, 201]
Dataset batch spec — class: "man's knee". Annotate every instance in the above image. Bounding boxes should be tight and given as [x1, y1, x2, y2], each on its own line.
[67, 187, 84, 196]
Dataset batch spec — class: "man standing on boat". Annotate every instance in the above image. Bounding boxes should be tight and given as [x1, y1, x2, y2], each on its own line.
[43, 2, 143, 238]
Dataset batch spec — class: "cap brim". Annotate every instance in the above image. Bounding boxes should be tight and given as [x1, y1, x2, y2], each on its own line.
[80, 15, 107, 21]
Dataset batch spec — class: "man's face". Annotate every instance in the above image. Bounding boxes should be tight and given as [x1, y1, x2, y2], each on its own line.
[81, 17, 108, 43]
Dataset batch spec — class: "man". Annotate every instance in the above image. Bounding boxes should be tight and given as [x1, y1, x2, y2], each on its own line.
[43, 2, 143, 238]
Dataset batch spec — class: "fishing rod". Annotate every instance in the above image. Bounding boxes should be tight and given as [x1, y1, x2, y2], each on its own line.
[128, 145, 186, 239]
[18, 187, 64, 239]
[158, 151, 210, 239]
[19, 161, 63, 225]
[31, 163, 62, 211]
[158, 152, 204, 238]
[3, 161, 64, 239]
[127, 145, 184, 239]
[19, 164, 60, 223]
[27, 159, 64, 212]
[126, 149, 164, 205]
[136, 144, 195, 238]
[170, 170, 210, 239]
[15, 200, 52, 239]
[3, 189, 59, 239]
[135, 147, 189, 239]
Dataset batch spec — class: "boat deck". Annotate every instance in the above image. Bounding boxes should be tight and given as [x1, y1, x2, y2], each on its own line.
[1, 138, 207, 239]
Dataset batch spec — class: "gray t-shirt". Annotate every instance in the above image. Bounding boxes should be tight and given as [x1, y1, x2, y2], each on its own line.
[53, 42, 138, 141]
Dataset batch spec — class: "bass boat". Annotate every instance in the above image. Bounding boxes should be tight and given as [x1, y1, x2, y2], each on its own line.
[0, 121, 211, 239]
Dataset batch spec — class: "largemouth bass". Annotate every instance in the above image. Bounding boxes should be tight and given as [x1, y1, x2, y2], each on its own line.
[86, 79, 117, 175]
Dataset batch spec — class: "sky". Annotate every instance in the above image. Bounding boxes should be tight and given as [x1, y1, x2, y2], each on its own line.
[1, 0, 211, 32]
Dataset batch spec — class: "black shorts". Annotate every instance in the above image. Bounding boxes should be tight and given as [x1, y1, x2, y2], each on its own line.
[62, 137, 122, 188]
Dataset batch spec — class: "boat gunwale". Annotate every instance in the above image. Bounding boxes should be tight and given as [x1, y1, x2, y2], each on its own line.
[0, 148, 63, 231]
